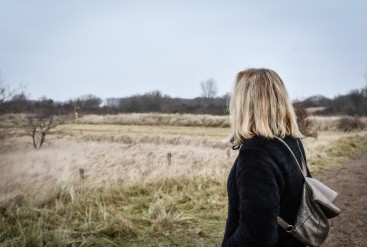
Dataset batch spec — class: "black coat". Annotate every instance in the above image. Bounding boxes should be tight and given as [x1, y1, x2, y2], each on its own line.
[222, 136, 310, 247]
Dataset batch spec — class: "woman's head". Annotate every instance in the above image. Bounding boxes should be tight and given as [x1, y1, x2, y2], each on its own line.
[229, 68, 302, 147]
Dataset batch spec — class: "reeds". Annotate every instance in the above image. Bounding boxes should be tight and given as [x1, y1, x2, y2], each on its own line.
[75, 113, 230, 128]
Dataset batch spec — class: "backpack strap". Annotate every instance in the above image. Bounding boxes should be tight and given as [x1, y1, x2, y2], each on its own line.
[277, 216, 295, 233]
[274, 136, 307, 231]
[274, 137, 307, 177]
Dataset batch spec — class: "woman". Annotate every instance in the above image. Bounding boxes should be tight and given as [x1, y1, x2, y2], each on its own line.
[221, 68, 310, 247]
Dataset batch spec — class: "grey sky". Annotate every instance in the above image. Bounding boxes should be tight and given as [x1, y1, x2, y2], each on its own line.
[1, 0, 366, 101]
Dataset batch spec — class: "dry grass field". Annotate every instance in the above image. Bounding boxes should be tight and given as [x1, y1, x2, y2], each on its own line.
[74, 113, 230, 128]
[1, 113, 367, 246]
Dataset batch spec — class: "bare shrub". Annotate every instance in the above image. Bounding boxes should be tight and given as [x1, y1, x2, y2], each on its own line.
[337, 117, 366, 132]
[24, 112, 61, 149]
[295, 107, 317, 137]
[19, 110, 70, 149]
[0, 73, 22, 103]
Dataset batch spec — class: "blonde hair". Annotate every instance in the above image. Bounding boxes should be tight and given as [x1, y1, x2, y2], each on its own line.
[229, 68, 303, 147]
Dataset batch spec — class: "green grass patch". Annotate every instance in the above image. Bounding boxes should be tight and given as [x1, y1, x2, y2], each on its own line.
[324, 132, 367, 158]
[0, 177, 227, 246]
[306, 131, 367, 174]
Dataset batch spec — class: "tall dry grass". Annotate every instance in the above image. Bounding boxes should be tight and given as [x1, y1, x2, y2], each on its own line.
[58, 124, 228, 139]
[75, 113, 230, 128]
[0, 134, 233, 208]
[76, 113, 367, 133]
[1, 113, 367, 132]
[2, 129, 366, 209]
[307, 116, 367, 131]
[0, 130, 234, 246]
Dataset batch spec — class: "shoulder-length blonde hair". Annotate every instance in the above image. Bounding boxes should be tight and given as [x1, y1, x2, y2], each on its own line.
[229, 68, 303, 147]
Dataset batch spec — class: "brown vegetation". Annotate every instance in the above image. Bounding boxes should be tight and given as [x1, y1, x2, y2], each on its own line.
[295, 107, 315, 137]
[1, 114, 367, 245]
[75, 113, 230, 128]
[308, 116, 367, 132]
[336, 116, 366, 132]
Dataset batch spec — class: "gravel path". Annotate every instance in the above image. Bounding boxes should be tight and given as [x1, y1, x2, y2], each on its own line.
[319, 152, 367, 247]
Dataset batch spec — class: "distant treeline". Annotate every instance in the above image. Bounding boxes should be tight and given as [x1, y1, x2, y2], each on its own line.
[294, 85, 367, 116]
[0, 91, 229, 115]
[1, 85, 366, 116]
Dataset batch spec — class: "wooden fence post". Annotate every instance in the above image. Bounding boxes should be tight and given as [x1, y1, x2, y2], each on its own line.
[167, 152, 172, 166]
[79, 168, 85, 180]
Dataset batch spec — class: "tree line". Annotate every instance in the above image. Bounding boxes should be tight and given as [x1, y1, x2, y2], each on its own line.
[1, 78, 366, 116]
[294, 84, 367, 116]
[0, 91, 229, 116]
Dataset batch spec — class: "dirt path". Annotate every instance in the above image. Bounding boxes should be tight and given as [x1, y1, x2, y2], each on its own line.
[319, 152, 367, 247]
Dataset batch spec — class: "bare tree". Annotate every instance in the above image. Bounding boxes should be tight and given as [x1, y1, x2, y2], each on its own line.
[201, 78, 218, 98]
[0, 73, 11, 103]
[77, 94, 102, 110]
[8, 93, 29, 113]
[0, 72, 24, 103]
[25, 112, 58, 149]
[22, 98, 64, 149]
[0, 72, 25, 138]
[105, 97, 120, 108]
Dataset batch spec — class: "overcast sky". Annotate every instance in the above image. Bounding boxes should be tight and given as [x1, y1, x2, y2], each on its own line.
[1, 0, 366, 101]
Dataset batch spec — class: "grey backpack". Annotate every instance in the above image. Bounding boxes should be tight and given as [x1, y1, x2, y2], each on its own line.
[275, 137, 340, 247]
